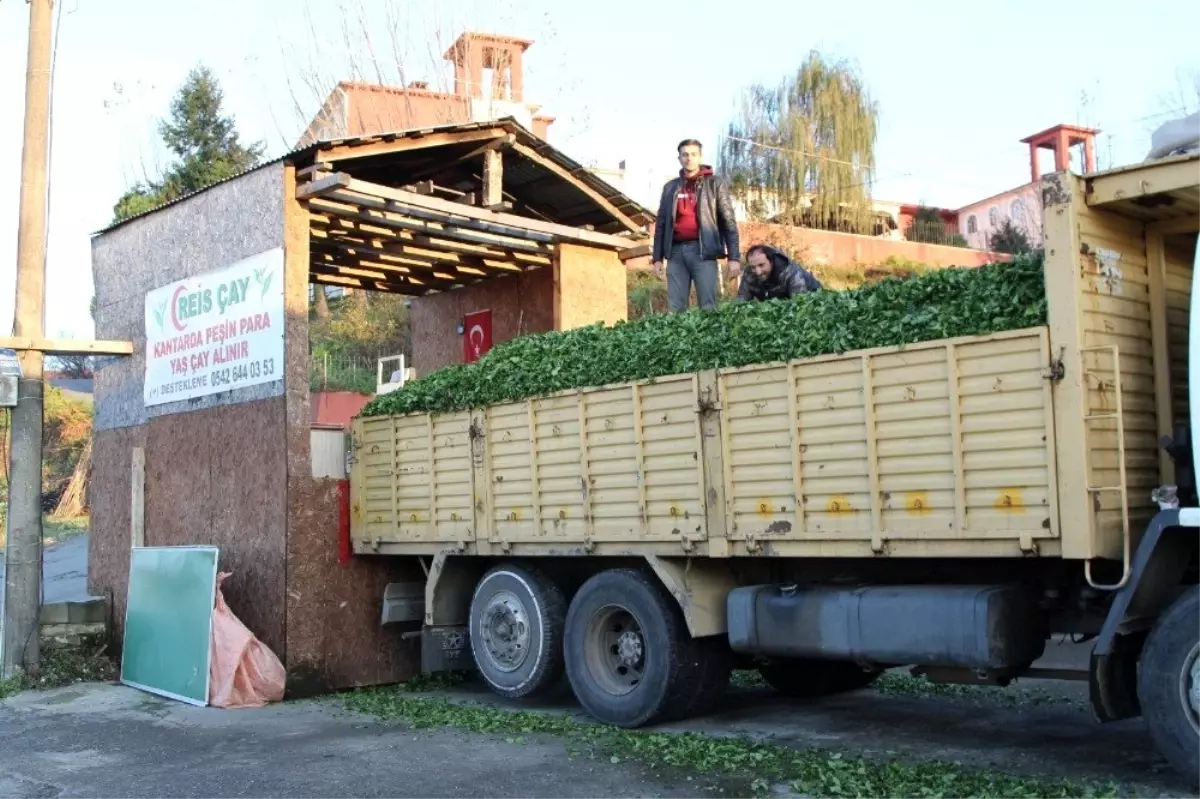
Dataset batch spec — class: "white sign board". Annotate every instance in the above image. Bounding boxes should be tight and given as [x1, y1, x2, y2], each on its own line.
[144, 247, 285, 407]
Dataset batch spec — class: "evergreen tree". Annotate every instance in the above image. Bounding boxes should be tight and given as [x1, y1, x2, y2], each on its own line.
[988, 218, 1034, 254]
[112, 66, 264, 223]
[721, 51, 879, 234]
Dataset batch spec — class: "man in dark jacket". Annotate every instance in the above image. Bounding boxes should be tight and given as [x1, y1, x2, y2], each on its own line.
[651, 139, 741, 312]
[736, 244, 822, 302]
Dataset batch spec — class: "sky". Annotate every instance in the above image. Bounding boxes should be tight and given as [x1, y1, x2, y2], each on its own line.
[1, 0, 1198, 341]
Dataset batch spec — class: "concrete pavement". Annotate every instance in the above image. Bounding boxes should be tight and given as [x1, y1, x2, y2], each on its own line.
[0, 684, 714, 799]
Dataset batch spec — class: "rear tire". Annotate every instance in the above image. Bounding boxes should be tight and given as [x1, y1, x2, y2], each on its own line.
[564, 568, 726, 727]
[468, 563, 565, 699]
[1137, 585, 1199, 785]
[758, 658, 881, 698]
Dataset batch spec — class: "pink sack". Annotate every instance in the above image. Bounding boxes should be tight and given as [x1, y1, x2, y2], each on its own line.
[209, 571, 286, 708]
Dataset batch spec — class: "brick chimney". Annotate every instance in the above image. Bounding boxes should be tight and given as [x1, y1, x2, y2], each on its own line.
[444, 32, 533, 103]
[1021, 124, 1099, 184]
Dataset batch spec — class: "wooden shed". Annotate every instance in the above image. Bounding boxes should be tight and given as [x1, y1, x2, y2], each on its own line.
[88, 118, 651, 693]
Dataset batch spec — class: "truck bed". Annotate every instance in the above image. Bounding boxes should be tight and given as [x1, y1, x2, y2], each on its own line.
[350, 326, 1061, 559]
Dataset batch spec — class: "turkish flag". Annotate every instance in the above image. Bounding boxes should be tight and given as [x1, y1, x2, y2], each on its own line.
[463, 309, 493, 363]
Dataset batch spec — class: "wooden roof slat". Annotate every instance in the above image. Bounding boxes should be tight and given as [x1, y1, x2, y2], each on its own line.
[316, 235, 528, 275]
[299, 173, 645, 252]
[318, 128, 508, 163]
[308, 195, 552, 256]
[312, 218, 548, 266]
[331, 186, 557, 245]
[509, 141, 644, 235]
[311, 239, 510, 284]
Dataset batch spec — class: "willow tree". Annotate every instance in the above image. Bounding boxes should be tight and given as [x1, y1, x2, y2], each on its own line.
[721, 51, 879, 234]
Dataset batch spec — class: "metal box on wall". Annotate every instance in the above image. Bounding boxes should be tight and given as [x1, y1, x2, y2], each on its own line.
[0, 348, 22, 408]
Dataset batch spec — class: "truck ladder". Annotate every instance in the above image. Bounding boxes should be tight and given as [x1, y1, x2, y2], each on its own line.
[1080, 344, 1131, 591]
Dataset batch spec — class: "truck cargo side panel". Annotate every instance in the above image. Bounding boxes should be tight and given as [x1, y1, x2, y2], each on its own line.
[1164, 237, 1194, 433]
[726, 584, 1046, 669]
[721, 328, 1058, 552]
[351, 412, 474, 547]
[1079, 209, 1159, 558]
[484, 374, 706, 544]
[1164, 237, 1193, 438]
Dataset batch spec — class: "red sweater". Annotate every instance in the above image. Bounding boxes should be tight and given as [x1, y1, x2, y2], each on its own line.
[672, 166, 712, 242]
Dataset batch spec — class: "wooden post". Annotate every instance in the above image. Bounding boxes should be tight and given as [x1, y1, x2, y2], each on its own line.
[3, 0, 54, 681]
[482, 149, 503, 209]
[131, 448, 145, 549]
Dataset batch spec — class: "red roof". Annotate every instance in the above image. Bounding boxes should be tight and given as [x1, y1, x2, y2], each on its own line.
[311, 391, 372, 429]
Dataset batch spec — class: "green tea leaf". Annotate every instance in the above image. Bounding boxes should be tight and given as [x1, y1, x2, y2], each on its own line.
[362, 254, 1047, 418]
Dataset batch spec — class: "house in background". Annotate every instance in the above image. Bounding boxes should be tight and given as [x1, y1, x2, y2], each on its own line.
[297, 32, 556, 147]
[956, 124, 1099, 250]
[298, 29, 631, 301]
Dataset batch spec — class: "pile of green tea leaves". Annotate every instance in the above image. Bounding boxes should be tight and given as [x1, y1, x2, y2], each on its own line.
[362, 253, 1046, 417]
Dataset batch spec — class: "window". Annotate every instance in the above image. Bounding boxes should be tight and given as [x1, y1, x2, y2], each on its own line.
[988, 207, 1000, 227]
[967, 215, 977, 234]
[1011, 198, 1028, 219]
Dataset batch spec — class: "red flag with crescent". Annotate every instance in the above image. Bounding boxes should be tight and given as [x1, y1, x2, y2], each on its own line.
[463, 309, 493, 364]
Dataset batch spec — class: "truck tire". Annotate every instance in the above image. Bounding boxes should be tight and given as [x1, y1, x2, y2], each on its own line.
[564, 568, 727, 727]
[468, 563, 566, 699]
[758, 659, 882, 698]
[1137, 585, 1199, 784]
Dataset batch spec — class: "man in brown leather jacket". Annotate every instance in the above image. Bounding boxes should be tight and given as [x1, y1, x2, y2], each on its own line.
[651, 139, 741, 312]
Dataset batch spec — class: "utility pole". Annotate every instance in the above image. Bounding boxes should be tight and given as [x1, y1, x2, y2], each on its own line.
[3, 0, 55, 680]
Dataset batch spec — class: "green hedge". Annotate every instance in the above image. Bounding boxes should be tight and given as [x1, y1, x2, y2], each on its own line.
[362, 253, 1047, 418]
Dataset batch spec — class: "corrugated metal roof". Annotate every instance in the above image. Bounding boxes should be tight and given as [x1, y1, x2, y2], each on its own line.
[94, 117, 654, 236]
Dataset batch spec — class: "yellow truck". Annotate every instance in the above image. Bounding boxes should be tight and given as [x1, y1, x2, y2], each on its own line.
[350, 156, 1200, 781]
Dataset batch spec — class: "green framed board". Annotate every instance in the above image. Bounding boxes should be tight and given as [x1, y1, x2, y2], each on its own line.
[121, 546, 219, 706]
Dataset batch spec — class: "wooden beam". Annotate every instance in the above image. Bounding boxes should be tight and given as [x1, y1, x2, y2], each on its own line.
[618, 243, 652, 261]
[309, 174, 646, 250]
[315, 227, 487, 269]
[297, 162, 333, 180]
[1085, 155, 1200, 206]
[508, 142, 646, 234]
[483, 149, 503, 208]
[311, 271, 430, 297]
[334, 188, 554, 244]
[131, 448, 145, 549]
[313, 233, 523, 274]
[327, 188, 556, 247]
[312, 216, 550, 266]
[393, 134, 517, 187]
[0, 337, 133, 356]
[298, 172, 352, 199]
[1147, 216, 1200, 236]
[317, 128, 508, 163]
[309, 194, 552, 255]
[311, 241, 498, 286]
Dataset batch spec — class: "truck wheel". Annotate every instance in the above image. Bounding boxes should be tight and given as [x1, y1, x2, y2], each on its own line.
[1137, 585, 1199, 784]
[564, 568, 722, 727]
[468, 563, 566, 699]
[759, 659, 881, 698]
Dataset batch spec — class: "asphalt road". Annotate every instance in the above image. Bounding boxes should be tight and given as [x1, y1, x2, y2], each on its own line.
[0, 533, 91, 605]
[0, 684, 716, 799]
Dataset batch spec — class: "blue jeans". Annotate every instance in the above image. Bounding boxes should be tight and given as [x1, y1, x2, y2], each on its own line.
[666, 240, 719, 312]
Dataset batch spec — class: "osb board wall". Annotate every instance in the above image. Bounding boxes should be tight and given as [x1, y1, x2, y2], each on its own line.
[91, 165, 286, 432]
[555, 243, 627, 330]
[409, 268, 555, 375]
[88, 398, 287, 655]
[88, 425, 147, 646]
[285, 477, 422, 694]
